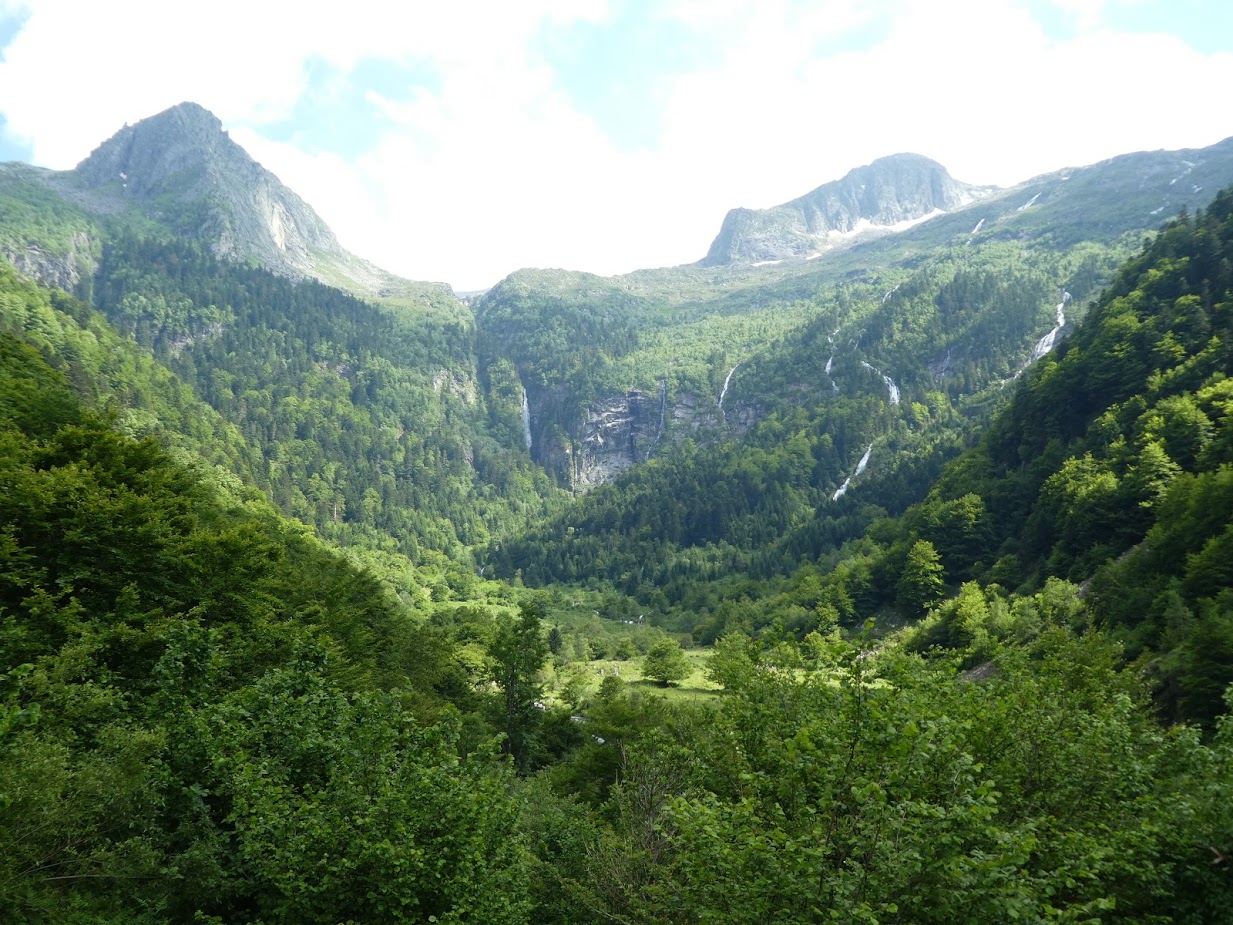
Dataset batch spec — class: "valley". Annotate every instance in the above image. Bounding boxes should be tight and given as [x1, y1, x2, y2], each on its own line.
[2, 103, 1233, 924]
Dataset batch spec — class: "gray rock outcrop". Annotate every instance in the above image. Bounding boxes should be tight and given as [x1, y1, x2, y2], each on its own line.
[39, 102, 452, 305]
[70, 103, 343, 278]
[703, 153, 993, 265]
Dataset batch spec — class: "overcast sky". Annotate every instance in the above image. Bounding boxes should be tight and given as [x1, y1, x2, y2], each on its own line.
[2, 0, 1231, 291]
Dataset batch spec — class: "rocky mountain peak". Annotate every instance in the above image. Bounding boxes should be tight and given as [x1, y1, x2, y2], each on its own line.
[703, 153, 995, 265]
[70, 101, 344, 277]
[75, 102, 224, 193]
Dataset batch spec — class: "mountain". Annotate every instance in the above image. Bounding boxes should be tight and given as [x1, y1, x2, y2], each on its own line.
[5, 247, 1231, 925]
[72, 102, 341, 272]
[4, 101, 1233, 925]
[477, 138, 1233, 497]
[0, 106, 560, 570]
[703, 153, 994, 265]
[3, 102, 455, 309]
[5, 105, 1233, 594]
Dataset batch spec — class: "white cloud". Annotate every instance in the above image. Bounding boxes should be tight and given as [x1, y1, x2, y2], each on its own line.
[1, 0, 1231, 290]
[1050, 0, 1109, 31]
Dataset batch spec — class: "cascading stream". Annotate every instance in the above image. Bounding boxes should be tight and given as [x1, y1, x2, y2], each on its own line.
[826, 329, 841, 392]
[860, 361, 900, 405]
[832, 443, 873, 500]
[718, 364, 739, 410]
[1030, 291, 1071, 361]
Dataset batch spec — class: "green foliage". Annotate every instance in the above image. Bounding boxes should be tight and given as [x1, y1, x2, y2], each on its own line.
[487, 602, 550, 768]
[0, 337, 532, 923]
[579, 631, 1233, 924]
[896, 538, 945, 617]
[89, 235, 563, 564]
[641, 639, 692, 686]
[210, 662, 528, 925]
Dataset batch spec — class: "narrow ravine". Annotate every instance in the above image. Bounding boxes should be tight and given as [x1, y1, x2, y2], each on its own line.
[826, 328, 841, 392]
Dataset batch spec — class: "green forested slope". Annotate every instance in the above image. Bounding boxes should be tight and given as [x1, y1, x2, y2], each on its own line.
[717, 192, 1233, 725]
[485, 238, 1131, 624]
[4, 171, 1233, 925]
[891, 195, 1233, 721]
[88, 235, 563, 566]
[0, 260, 260, 476]
[6, 326, 1232, 923]
[0, 333, 532, 924]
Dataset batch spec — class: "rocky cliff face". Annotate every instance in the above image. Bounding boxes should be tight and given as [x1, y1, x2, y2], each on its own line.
[528, 385, 756, 491]
[1, 228, 97, 298]
[575, 388, 662, 486]
[704, 153, 993, 265]
[46, 103, 449, 304]
[69, 103, 343, 278]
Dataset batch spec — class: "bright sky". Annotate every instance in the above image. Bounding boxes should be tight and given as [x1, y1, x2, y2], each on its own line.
[1, 0, 1231, 291]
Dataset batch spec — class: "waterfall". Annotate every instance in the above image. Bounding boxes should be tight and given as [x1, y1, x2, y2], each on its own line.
[826, 329, 841, 392]
[718, 364, 739, 409]
[832, 443, 874, 501]
[860, 361, 900, 405]
[1030, 291, 1071, 361]
[520, 387, 532, 450]
[852, 444, 872, 478]
[645, 380, 667, 460]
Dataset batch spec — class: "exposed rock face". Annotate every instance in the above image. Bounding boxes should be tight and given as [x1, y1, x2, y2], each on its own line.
[528, 388, 660, 489]
[50, 103, 454, 305]
[2, 229, 97, 297]
[704, 153, 993, 265]
[432, 368, 478, 405]
[70, 103, 343, 279]
[529, 386, 756, 491]
[575, 389, 660, 485]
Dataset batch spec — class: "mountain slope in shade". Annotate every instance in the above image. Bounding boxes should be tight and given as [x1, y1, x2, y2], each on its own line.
[703, 153, 995, 265]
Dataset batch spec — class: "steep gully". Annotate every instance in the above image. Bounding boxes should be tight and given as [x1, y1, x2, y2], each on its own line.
[645, 380, 667, 460]
[827, 323, 901, 501]
[834, 287, 1065, 500]
[861, 362, 901, 405]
